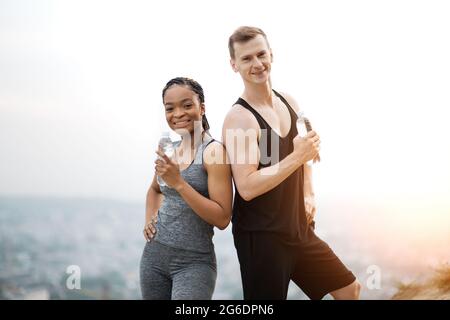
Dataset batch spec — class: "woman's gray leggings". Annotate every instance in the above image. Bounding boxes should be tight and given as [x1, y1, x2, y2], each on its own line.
[139, 240, 217, 300]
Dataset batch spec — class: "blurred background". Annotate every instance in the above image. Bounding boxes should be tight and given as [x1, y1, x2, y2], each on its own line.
[1, 0, 449, 299]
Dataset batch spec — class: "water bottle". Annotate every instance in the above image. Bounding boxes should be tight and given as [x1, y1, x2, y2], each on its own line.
[296, 112, 320, 165]
[296, 111, 309, 137]
[157, 132, 174, 187]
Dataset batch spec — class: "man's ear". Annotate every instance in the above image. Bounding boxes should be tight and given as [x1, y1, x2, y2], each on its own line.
[230, 59, 238, 72]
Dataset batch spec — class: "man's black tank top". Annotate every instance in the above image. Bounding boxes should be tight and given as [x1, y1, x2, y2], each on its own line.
[231, 89, 308, 244]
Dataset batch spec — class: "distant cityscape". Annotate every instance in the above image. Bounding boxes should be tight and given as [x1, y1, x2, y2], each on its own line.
[0, 197, 144, 299]
[1, 196, 447, 300]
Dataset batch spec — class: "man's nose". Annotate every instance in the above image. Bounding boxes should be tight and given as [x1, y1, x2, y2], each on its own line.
[252, 58, 264, 69]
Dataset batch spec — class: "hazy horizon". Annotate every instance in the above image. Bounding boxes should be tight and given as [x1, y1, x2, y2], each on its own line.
[1, 195, 448, 299]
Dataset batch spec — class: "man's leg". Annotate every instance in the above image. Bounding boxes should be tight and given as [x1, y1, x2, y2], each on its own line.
[291, 227, 358, 300]
[233, 231, 292, 300]
[330, 280, 361, 300]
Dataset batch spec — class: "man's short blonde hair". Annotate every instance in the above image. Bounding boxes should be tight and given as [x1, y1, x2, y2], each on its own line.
[228, 26, 270, 59]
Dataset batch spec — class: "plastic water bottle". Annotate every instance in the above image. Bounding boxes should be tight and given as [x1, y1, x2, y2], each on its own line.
[296, 112, 319, 165]
[157, 132, 174, 187]
[296, 111, 309, 137]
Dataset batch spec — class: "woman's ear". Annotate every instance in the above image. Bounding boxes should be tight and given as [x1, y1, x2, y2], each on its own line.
[200, 103, 205, 116]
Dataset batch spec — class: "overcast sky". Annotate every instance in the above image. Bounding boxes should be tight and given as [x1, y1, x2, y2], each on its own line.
[1, 0, 450, 214]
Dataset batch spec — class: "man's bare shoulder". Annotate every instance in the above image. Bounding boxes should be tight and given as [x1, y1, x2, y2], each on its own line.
[278, 91, 301, 114]
[223, 103, 259, 130]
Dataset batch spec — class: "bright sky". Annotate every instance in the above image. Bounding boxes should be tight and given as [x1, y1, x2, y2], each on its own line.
[1, 0, 450, 220]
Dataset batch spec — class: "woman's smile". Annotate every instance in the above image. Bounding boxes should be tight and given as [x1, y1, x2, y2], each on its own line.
[173, 119, 191, 128]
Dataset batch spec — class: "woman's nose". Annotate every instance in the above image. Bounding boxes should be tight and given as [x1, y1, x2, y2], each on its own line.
[173, 108, 185, 117]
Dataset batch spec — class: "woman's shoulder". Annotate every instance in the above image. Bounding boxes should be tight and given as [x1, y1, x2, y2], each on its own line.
[202, 137, 228, 167]
[202, 133, 224, 150]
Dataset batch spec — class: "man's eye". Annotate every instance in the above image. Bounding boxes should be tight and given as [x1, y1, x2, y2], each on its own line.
[184, 104, 192, 108]
[165, 108, 173, 112]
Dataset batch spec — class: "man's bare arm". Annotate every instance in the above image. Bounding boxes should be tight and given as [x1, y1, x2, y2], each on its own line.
[222, 106, 319, 201]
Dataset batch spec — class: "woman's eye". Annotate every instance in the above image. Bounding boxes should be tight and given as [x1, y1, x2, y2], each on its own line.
[184, 104, 192, 108]
[165, 108, 173, 112]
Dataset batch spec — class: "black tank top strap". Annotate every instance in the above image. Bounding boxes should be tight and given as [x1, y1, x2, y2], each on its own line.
[235, 91, 298, 137]
[235, 98, 269, 131]
[272, 89, 299, 126]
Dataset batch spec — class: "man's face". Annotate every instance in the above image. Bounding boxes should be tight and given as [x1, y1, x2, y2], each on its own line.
[230, 34, 273, 84]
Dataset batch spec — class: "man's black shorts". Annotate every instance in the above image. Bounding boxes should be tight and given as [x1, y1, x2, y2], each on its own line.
[233, 226, 357, 300]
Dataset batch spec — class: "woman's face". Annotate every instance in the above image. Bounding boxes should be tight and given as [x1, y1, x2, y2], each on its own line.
[163, 85, 204, 135]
